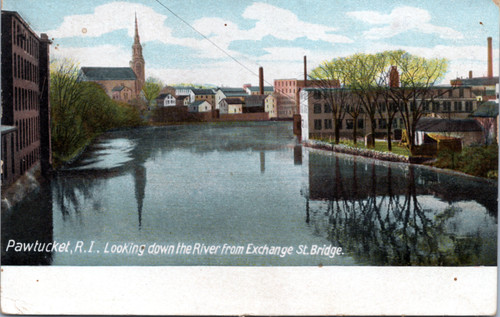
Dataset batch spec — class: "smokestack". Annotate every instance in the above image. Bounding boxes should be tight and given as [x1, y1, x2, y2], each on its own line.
[389, 66, 399, 88]
[304, 55, 307, 87]
[469, 70, 473, 79]
[259, 66, 264, 95]
[488, 37, 493, 78]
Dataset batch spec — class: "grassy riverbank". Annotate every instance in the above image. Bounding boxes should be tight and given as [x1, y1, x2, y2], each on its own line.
[51, 61, 144, 168]
[313, 137, 411, 157]
[432, 144, 498, 179]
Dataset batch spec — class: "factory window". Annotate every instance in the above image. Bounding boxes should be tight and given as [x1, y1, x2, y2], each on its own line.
[314, 119, 322, 130]
[432, 102, 440, 112]
[378, 119, 387, 129]
[465, 101, 473, 112]
[358, 119, 364, 129]
[346, 119, 354, 129]
[324, 119, 332, 129]
[454, 101, 462, 112]
[324, 104, 332, 113]
[313, 104, 322, 113]
[443, 101, 451, 112]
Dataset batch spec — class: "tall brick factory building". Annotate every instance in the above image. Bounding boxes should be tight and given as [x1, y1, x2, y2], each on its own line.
[1, 10, 52, 187]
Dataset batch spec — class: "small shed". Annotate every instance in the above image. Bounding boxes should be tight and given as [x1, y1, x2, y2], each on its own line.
[415, 117, 484, 146]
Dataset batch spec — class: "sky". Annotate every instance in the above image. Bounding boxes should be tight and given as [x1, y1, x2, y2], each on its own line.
[4, 0, 500, 87]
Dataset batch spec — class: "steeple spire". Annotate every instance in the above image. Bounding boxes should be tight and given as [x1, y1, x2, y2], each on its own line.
[130, 12, 145, 96]
[134, 12, 140, 44]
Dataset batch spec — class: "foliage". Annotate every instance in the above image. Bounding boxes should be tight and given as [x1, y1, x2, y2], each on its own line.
[433, 144, 498, 178]
[50, 59, 143, 165]
[309, 51, 448, 152]
[141, 77, 163, 109]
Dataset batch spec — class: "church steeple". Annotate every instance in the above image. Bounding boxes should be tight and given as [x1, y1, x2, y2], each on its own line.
[130, 12, 145, 96]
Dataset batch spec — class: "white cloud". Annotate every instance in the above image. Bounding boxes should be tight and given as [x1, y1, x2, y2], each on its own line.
[348, 6, 463, 40]
[50, 44, 130, 67]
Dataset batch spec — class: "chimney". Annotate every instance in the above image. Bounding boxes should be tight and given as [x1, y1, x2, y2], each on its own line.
[389, 66, 399, 88]
[488, 37, 493, 78]
[259, 67, 264, 95]
[304, 55, 307, 87]
[469, 70, 473, 79]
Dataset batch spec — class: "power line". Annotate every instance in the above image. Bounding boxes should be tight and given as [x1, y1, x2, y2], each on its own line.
[154, 0, 273, 86]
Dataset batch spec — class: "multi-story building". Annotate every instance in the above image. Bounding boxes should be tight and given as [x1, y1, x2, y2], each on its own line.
[1, 10, 52, 187]
[264, 94, 278, 119]
[274, 78, 340, 119]
[192, 88, 216, 106]
[300, 86, 479, 141]
[215, 88, 247, 110]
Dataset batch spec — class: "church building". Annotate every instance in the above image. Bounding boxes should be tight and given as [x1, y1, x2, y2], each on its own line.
[79, 14, 145, 102]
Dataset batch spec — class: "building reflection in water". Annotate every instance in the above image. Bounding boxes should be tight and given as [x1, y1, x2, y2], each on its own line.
[303, 151, 497, 266]
[1, 179, 54, 265]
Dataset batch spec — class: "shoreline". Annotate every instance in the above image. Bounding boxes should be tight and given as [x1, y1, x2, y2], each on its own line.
[303, 139, 497, 184]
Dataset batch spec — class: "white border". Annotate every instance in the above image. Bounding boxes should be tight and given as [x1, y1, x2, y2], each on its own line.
[1, 266, 497, 315]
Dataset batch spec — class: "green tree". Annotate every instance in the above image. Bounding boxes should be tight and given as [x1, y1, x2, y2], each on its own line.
[142, 77, 163, 109]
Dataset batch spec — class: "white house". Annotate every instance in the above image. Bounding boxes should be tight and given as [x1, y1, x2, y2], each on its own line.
[156, 93, 176, 107]
[188, 100, 212, 113]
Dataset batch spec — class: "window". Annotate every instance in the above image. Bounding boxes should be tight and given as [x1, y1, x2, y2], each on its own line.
[324, 104, 332, 113]
[443, 101, 451, 112]
[324, 119, 332, 129]
[459, 88, 464, 98]
[422, 101, 430, 112]
[314, 119, 322, 130]
[313, 90, 322, 100]
[454, 101, 462, 112]
[313, 104, 322, 114]
[357, 119, 364, 129]
[346, 119, 354, 129]
[432, 102, 440, 112]
[465, 101, 473, 112]
[378, 119, 387, 129]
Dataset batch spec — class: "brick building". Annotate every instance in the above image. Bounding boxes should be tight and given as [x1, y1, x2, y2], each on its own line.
[1, 10, 52, 187]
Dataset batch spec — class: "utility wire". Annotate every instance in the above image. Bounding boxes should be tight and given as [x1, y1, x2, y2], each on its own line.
[153, 0, 274, 87]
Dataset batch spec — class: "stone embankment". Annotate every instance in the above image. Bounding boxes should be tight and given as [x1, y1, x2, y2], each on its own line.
[1, 163, 42, 213]
[303, 139, 410, 163]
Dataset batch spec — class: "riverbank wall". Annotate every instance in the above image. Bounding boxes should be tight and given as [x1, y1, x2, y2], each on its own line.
[303, 139, 410, 163]
[1, 162, 43, 213]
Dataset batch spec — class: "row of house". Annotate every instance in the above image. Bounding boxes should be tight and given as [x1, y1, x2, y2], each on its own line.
[154, 85, 281, 117]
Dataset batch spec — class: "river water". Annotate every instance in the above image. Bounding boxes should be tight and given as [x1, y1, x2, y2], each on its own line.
[2, 122, 497, 266]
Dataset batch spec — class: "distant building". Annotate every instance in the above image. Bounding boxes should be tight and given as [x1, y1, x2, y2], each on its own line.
[219, 98, 243, 114]
[264, 94, 278, 119]
[243, 95, 266, 113]
[176, 95, 190, 107]
[415, 117, 484, 146]
[79, 15, 145, 101]
[188, 100, 212, 113]
[156, 93, 176, 107]
[245, 85, 273, 95]
[1, 10, 52, 187]
[215, 88, 247, 110]
[192, 88, 216, 106]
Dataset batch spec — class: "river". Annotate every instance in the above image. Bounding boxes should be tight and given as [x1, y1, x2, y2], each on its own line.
[2, 122, 497, 266]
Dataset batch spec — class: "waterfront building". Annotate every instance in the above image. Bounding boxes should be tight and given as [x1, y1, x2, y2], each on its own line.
[1, 10, 52, 187]
[264, 94, 278, 119]
[79, 15, 145, 101]
[156, 93, 176, 107]
[215, 88, 247, 110]
[192, 88, 216, 106]
[243, 95, 266, 113]
[219, 98, 244, 114]
[188, 100, 212, 113]
[300, 86, 480, 141]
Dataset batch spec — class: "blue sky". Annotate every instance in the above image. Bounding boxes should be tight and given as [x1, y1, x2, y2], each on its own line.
[4, 0, 499, 86]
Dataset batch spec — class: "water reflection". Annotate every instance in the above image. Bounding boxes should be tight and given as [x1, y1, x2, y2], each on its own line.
[303, 151, 497, 265]
[1, 122, 496, 266]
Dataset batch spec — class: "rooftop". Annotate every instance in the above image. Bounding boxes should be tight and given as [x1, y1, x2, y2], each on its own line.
[416, 117, 483, 132]
[455, 76, 499, 86]
[192, 88, 215, 95]
[244, 95, 267, 107]
[80, 67, 137, 81]
[247, 86, 274, 92]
